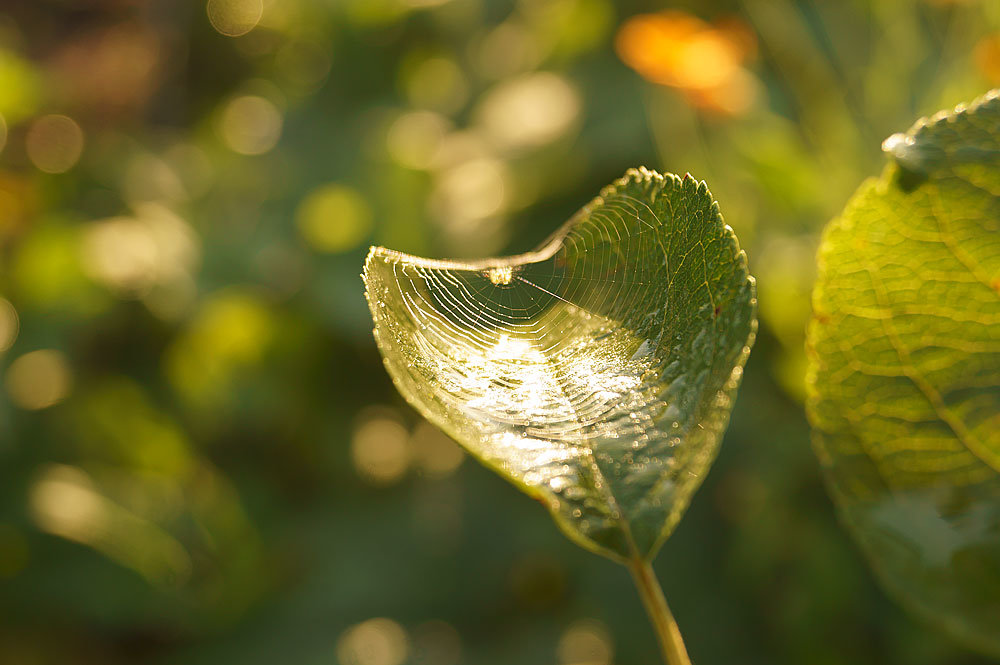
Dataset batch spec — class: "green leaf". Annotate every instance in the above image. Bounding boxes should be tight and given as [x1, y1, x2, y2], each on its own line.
[807, 90, 1000, 655]
[364, 168, 756, 562]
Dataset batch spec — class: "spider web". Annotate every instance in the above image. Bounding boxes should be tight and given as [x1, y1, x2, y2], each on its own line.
[364, 168, 754, 560]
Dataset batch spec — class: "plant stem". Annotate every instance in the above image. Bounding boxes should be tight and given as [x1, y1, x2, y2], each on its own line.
[628, 558, 692, 665]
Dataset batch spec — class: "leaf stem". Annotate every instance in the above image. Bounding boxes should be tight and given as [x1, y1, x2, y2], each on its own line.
[628, 558, 692, 665]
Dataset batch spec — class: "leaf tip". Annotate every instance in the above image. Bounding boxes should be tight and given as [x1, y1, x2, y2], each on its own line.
[882, 132, 930, 175]
[882, 88, 1000, 176]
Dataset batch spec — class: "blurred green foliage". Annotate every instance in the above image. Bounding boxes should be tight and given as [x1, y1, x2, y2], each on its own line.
[0, 0, 998, 664]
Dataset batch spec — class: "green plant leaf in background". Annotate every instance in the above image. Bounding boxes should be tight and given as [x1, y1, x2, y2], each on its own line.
[364, 168, 756, 565]
[807, 91, 1000, 656]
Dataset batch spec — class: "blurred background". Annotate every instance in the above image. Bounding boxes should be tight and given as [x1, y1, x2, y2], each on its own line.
[0, 0, 999, 663]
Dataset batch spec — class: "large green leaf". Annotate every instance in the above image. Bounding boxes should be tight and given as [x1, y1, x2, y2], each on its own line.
[807, 91, 1000, 654]
[364, 168, 756, 563]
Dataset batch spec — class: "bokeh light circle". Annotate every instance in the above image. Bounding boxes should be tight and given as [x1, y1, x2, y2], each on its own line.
[206, 0, 263, 37]
[337, 618, 409, 665]
[296, 184, 373, 253]
[219, 95, 283, 155]
[5, 349, 72, 410]
[0, 298, 18, 353]
[26, 114, 84, 174]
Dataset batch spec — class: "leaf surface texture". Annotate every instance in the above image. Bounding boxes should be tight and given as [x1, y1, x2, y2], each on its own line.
[808, 91, 1000, 654]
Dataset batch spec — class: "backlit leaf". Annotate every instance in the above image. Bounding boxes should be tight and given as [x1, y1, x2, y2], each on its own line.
[364, 168, 756, 562]
[807, 91, 1000, 654]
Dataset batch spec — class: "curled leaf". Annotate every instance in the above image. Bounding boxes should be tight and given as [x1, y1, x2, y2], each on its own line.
[365, 168, 756, 562]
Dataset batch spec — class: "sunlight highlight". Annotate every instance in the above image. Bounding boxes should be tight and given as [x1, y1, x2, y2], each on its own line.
[403, 55, 468, 114]
[206, 0, 263, 37]
[476, 72, 581, 151]
[296, 184, 373, 253]
[219, 95, 282, 155]
[5, 349, 72, 410]
[351, 414, 411, 485]
[26, 114, 84, 173]
[165, 290, 274, 405]
[82, 204, 199, 298]
[410, 420, 465, 478]
[558, 619, 614, 665]
[337, 618, 410, 665]
[431, 157, 506, 225]
[0, 298, 18, 353]
[386, 111, 451, 170]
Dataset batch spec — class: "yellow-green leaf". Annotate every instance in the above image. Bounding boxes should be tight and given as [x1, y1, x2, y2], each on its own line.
[364, 168, 756, 562]
[807, 91, 1000, 655]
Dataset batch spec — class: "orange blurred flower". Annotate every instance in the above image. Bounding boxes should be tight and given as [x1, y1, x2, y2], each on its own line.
[975, 34, 1000, 84]
[615, 11, 758, 115]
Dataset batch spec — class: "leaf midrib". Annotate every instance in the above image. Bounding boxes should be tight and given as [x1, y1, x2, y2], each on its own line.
[529, 331, 645, 563]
